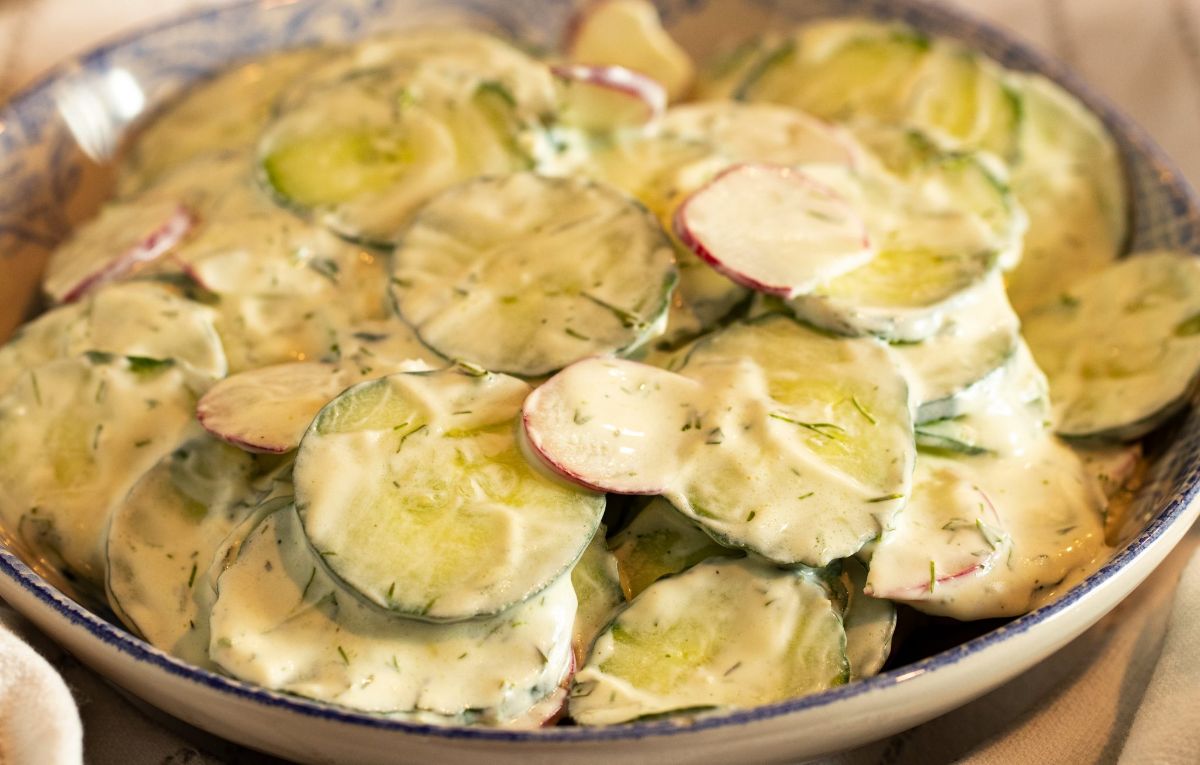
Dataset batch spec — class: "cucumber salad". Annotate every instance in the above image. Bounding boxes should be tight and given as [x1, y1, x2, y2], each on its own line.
[4, 0, 1200, 728]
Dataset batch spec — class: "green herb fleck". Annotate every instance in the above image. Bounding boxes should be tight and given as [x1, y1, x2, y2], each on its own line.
[337, 645, 351, 665]
[564, 327, 590, 341]
[1175, 312, 1200, 337]
[866, 493, 904, 504]
[768, 413, 846, 439]
[850, 396, 877, 425]
[455, 360, 489, 377]
[127, 356, 174, 376]
[929, 560, 937, 592]
[187, 563, 198, 588]
[396, 423, 428, 451]
[705, 427, 725, 445]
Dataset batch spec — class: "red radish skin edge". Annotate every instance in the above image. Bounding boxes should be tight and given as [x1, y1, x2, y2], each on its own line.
[540, 653, 577, 728]
[59, 204, 197, 304]
[521, 372, 666, 497]
[864, 486, 1010, 600]
[550, 63, 667, 123]
[195, 398, 294, 455]
[672, 163, 871, 299]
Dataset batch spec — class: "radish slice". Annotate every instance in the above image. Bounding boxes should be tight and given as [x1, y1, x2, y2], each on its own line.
[552, 64, 666, 130]
[566, 0, 694, 101]
[522, 357, 699, 495]
[196, 362, 354, 454]
[44, 201, 196, 304]
[674, 164, 873, 298]
[864, 456, 1011, 601]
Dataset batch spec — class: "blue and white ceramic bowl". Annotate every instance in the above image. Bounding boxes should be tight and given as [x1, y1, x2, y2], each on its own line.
[1, 1, 1198, 762]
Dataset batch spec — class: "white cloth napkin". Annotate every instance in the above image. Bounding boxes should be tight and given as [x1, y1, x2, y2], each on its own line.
[0, 607, 82, 765]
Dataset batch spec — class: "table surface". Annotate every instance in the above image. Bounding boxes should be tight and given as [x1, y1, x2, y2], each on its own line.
[1, 1, 1199, 763]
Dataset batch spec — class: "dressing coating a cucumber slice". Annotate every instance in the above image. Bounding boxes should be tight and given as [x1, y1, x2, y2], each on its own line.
[119, 47, 333, 194]
[0, 354, 201, 589]
[569, 557, 848, 725]
[913, 341, 1049, 458]
[295, 367, 605, 621]
[389, 173, 677, 377]
[660, 101, 861, 168]
[674, 164, 875, 298]
[210, 505, 575, 722]
[866, 435, 1106, 620]
[609, 497, 734, 599]
[1023, 251, 1200, 440]
[106, 436, 262, 667]
[840, 557, 896, 679]
[524, 315, 914, 566]
[571, 524, 625, 664]
[891, 274, 1020, 424]
[0, 281, 226, 397]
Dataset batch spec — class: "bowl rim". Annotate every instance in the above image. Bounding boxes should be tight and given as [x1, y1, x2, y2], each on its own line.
[1, 0, 1199, 745]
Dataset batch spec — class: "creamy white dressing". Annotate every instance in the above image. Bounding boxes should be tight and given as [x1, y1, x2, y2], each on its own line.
[210, 505, 575, 722]
[106, 436, 262, 667]
[570, 524, 625, 664]
[570, 557, 847, 725]
[296, 368, 604, 620]
[0, 355, 200, 588]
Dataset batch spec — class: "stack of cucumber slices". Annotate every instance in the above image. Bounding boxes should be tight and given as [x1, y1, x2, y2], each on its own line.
[2, 0, 1199, 728]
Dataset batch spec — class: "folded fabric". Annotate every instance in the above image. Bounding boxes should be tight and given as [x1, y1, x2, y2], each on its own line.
[0, 607, 83, 765]
[1119, 548, 1200, 764]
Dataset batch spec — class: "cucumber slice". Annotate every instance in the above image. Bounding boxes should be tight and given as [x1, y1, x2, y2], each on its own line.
[866, 435, 1106, 619]
[197, 363, 356, 454]
[43, 200, 196, 305]
[676, 316, 914, 564]
[1005, 73, 1127, 314]
[210, 505, 575, 722]
[907, 44, 1021, 161]
[1023, 251, 1200, 440]
[674, 164, 875, 298]
[660, 101, 861, 168]
[0, 354, 201, 589]
[569, 557, 848, 725]
[260, 33, 556, 245]
[913, 341, 1050, 457]
[693, 36, 777, 101]
[609, 497, 733, 599]
[105, 436, 261, 667]
[119, 47, 332, 194]
[566, 0, 694, 101]
[571, 524, 625, 664]
[295, 367, 604, 621]
[389, 173, 677, 377]
[840, 557, 895, 679]
[737, 21, 932, 122]
[0, 281, 226, 397]
[579, 133, 748, 344]
[891, 275, 1020, 423]
[524, 315, 914, 566]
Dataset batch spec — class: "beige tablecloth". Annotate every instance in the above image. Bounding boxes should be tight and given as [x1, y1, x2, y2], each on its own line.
[1, 1, 1199, 763]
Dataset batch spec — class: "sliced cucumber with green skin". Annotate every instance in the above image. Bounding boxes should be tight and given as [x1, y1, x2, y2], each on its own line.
[1024, 251, 1200, 440]
[259, 32, 557, 246]
[660, 101, 861, 168]
[736, 21, 932, 122]
[119, 47, 333, 194]
[907, 43, 1021, 162]
[609, 496, 734, 599]
[569, 557, 848, 725]
[106, 436, 261, 667]
[210, 505, 576, 722]
[693, 36, 778, 101]
[0, 281, 226, 397]
[295, 367, 605, 621]
[389, 172, 677, 377]
[839, 557, 896, 680]
[0, 354, 201, 589]
[579, 133, 748, 344]
[674, 164, 875, 298]
[524, 315, 914, 566]
[912, 341, 1049, 458]
[866, 435, 1106, 620]
[571, 523, 626, 664]
[891, 274, 1020, 423]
